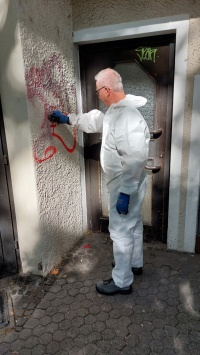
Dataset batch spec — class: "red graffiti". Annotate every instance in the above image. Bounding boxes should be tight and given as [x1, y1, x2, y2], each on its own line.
[25, 54, 77, 163]
[33, 123, 77, 164]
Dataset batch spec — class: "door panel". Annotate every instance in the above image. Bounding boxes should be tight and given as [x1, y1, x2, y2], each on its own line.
[80, 34, 175, 242]
[0, 99, 18, 277]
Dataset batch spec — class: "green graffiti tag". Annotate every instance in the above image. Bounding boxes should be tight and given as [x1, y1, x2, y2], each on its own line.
[135, 47, 158, 63]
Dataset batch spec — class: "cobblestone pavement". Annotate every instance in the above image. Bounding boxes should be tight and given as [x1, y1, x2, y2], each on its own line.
[0, 232, 200, 355]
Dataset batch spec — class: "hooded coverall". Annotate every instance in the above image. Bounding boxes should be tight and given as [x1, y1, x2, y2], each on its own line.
[68, 95, 150, 287]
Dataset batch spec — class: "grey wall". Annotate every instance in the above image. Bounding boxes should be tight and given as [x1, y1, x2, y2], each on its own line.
[17, 0, 85, 275]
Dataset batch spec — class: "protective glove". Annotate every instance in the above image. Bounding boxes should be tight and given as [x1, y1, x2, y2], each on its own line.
[116, 193, 130, 215]
[48, 110, 69, 124]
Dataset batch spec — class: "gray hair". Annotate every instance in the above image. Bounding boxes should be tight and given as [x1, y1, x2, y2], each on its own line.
[95, 68, 123, 92]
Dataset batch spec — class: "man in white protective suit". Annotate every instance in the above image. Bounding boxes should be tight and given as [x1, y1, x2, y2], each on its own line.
[48, 68, 150, 296]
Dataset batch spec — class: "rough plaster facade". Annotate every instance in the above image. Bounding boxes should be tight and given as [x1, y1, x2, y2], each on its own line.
[0, 0, 84, 276]
[17, 0, 84, 275]
[0, 0, 200, 276]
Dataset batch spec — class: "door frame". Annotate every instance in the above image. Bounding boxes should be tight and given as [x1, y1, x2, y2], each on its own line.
[0, 98, 20, 276]
[73, 15, 191, 251]
[79, 36, 175, 242]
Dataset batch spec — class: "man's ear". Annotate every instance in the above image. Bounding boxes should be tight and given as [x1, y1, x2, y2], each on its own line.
[105, 87, 110, 96]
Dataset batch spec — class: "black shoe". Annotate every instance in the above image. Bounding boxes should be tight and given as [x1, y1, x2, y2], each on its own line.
[111, 261, 143, 275]
[96, 278, 132, 295]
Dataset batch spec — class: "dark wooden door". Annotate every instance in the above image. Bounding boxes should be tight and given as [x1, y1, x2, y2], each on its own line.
[79, 34, 175, 242]
[0, 99, 18, 277]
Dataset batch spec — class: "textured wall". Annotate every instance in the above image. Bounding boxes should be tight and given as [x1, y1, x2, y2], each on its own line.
[17, 0, 83, 275]
[72, 0, 199, 30]
[72, 0, 200, 246]
[0, 0, 42, 274]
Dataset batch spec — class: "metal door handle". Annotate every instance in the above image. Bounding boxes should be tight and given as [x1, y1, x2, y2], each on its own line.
[145, 165, 161, 172]
[150, 129, 162, 138]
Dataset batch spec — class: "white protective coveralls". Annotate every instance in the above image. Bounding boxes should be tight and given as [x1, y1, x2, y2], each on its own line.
[68, 95, 150, 287]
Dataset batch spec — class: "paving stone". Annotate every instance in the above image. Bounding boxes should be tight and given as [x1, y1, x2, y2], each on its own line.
[46, 340, 60, 354]
[24, 309, 33, 316]
[85, 314, 97, 325]
[105, 318, 118, 329]
[81, 299, 93, 309]
[51, 298, 63, 307]
[14, 308, 24, 317]
[125, 334, 140, 347]
[49, 285, 62, 293]
[109, 309, 121, 319]
[36, 299, 51, 310]
[58, 304, 70, 313]
[44, 292, 57, 301]
[129, 322, 145, 335]
[15, 317, 28, 327]
[69, 301, 81, 311]
[45, 322, 59, 334]
[96, 312, 109, 322]
[24, 317, 40, 329]
[151, 328, 166, 340]
[0, 342, 11, 354]
[86, 291, 97, 300]
[92, 320, 106, 333]
[115, 325, 129, 338]
[83, 343, 98, 354]
[118, 315, 132, 327]
[65, 310, 77, 320]
[55, 279, 66, 286]
[1, 236, 200, 355]
[60, 337, 75, 351]
[137, 288, 149, 297]
[53, 330, 67, 342]
[59, 319, 71, 331]
[52, 312, 65, 323]
[32, 325, 46, 336]
[62, 295, 74, 305]
[4, 331, 18, 343]
[68, 346, 85, 355]
[88, 331, 102, 343]
[18, 328, 32, 340]
[33, 309, 45, 319]
[74, 293, 86, 302]
[74, 334, 88, 347]
[71, 316, 84, 328]
[39, 332, 53, 345]
[56, 290, 68, 299]
[46, 306, 59, 316]
[97, 339, 112, 352]
[121, 345, 138, 354]
[17, 349, 32, 355]
[31, 344, 46, 355]
[79, 324, 93, 336]
[102, 328, 115, 340]
[160, 350, 176, 355]
[25, 335, 38, 349]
